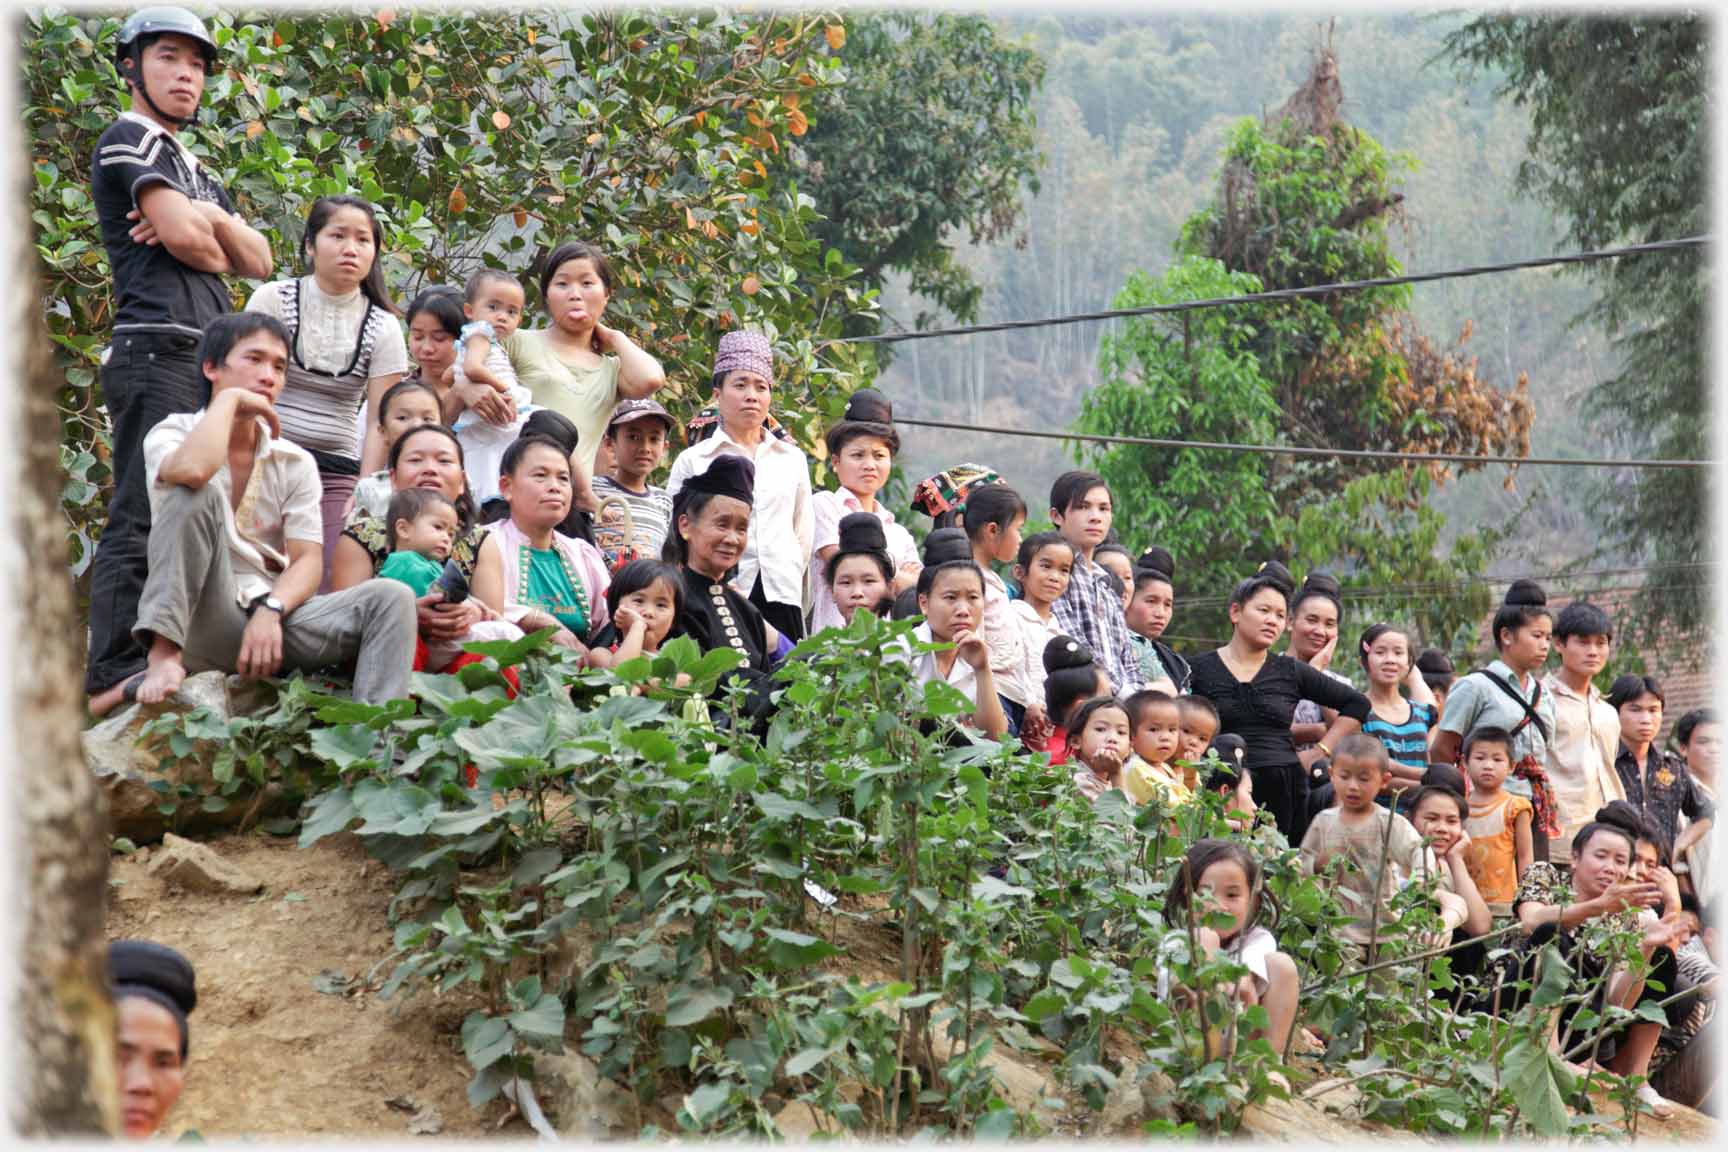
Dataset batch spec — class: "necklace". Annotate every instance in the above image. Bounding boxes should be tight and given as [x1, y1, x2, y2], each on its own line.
[518, 538, 589, 629]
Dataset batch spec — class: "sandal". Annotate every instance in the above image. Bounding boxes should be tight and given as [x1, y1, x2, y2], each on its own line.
[1636, 1082, 1676, 1119]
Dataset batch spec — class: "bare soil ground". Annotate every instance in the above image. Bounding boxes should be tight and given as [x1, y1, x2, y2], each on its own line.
[107, 828, 529, 1140]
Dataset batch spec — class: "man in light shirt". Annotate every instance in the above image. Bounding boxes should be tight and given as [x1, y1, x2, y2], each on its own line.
[1542, 601, 1625, 858]
[131, 314, 417, 707]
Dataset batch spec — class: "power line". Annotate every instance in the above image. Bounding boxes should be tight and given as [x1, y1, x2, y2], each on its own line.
[890, 416, 1709, 470]
[831, 235, 1708, 347]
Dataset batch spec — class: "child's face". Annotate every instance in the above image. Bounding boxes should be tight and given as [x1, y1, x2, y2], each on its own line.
[1179, 708, 1219, 764]
[1077, 706, 1131, 776]
[1132, 702, 1181, 765]
[1465, 742, 1512, 794]
[397, 503, 459, 562]
[1014, 542, 1073, 607]
[918, 566, 983, 641]
[1619, 692, 1664, 747]
[1052, 485, 1112, 553]
[1097, 552, 1133, 607]
[616, 577, 678, 649]
[1195, 857, 1254, 940]
[1411, 794, 1464, 857]
[382, 389, 442, 449]
[1557, 632, 1611, 681]
[831, 554, 888, 622]
[988, 513, 1027, 567]
[1363, 631, 1410, 690]
[1329, 753, 1384, 813]
[716, 370, 772, 432]
[834, 436, 893, 500]
[608, 420, 668, 482]
[1126, 579, 1173, 640]
[468, 280, 525, 339]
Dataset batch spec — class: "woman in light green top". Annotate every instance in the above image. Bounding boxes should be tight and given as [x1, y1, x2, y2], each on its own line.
[447, 241, 666, 485]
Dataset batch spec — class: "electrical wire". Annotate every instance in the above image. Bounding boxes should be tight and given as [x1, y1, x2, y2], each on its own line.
[831, 235, 1708, 347]
[889, 416, 1709, 470]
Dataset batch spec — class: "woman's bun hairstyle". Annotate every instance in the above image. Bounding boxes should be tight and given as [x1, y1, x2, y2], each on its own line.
[1295, 569, 1343, 614]
[1593, 799, 1646, 840]
[1135, 546, 1175, 583]
[1044, 635, 1096, 674]
[1504, 578, 1548, 608]
[1229, 559, 1295, 609]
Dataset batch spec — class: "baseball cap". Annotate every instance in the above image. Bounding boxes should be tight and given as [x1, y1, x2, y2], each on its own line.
[607, 397, 675, 433]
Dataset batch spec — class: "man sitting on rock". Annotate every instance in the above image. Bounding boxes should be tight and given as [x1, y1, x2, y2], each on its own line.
[132, 312, 417, 706]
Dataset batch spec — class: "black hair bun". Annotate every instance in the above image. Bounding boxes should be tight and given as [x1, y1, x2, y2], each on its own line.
[1209, 733, 1246, 767]
[1415, 648, 1454, 676]
[1593, 800, 1645, 839]
[1136, 546, 1175, 580]
[922, 527, 971, 567]
[1504, 578, 1547, 608]
[1255, 560, 1295, 596]
[1420, 764, 1467, 794]
[1043, 634, 1095, 673]
[836, 512, 888, 556]
[109, 939, 197, 1015]
[1298, 570, 1342, 600]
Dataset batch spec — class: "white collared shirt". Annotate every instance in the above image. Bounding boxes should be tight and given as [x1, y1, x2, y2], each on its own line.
[903, 621, 983, 707]
[667, 425, 812, 608]
[807, 486, 918, 633]
[1542, 671, 1627, 855]
[144, 408, 324, 609]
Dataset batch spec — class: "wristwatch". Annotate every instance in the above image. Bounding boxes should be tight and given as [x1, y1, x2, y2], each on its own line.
[249, 593, 285, 616]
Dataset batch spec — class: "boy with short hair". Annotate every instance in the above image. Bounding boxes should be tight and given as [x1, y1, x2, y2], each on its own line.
[1123, 690, 1189, 805]
[1461, 726, 1535, 903]
[1048, 471, 1145, 695]
[1300, 735, 1468, 947]
[593, 397, 676, 568]
[1543, 601, 1626, 856]
[1178, 695, 1221, 766]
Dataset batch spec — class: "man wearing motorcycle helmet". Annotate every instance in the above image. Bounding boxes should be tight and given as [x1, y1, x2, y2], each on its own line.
[87, 6, 275, 716]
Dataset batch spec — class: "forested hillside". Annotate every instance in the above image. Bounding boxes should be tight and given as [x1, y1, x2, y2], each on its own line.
[876, 13, 1618, 585]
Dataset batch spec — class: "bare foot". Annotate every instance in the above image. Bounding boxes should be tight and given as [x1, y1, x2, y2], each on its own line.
[136, 649, 187, 705]
[87, 673, 142, 718]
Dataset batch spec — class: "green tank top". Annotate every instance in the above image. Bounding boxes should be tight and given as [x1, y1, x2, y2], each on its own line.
[521, 545, 588, 636]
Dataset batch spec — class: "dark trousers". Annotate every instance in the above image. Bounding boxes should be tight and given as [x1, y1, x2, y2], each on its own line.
[1254, 760, 1311, 844]
[84, 330, 208, 693]
[749, 576, 805, 645]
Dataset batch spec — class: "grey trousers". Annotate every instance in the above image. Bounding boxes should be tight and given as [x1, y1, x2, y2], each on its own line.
[133, 483, 417, 705]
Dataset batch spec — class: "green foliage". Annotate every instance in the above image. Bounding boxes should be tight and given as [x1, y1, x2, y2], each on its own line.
[26, 8, 878, 597]
[1444, 14, 1708, 644]
[141, 617, 1662, 1139]
[798, 13, 1044, 330]
[1076, 72, 1525, 646]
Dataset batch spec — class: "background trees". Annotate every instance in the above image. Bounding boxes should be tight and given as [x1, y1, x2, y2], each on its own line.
[1444, 13, 1709, 645]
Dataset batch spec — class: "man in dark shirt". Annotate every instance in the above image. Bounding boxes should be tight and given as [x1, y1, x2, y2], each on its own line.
[87, 6, 274, 714]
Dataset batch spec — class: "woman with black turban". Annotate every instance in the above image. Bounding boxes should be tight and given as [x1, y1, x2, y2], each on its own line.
[110, 939, 197, 1140]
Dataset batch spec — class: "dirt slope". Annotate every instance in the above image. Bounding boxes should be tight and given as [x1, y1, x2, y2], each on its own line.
[105, 827, 1715, 1142]
[107, 829, 525, 1140]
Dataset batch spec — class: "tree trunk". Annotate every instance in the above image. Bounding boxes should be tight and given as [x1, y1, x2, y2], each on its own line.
[9, 22, 118, 1134]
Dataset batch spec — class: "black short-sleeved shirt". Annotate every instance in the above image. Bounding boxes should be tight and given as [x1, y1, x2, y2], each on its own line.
[1187, 650, 1373, 773]
[91, 112, 235, 334]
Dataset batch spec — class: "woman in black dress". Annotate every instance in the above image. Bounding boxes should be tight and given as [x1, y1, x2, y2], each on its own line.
[1188, 561, 1371, 843]
[664, 453, 777, 722]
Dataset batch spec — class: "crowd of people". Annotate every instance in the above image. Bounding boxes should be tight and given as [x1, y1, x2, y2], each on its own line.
[85, 8, 1716, 1134]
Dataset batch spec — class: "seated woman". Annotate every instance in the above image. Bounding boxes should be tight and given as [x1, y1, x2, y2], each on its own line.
[349, 378, 445, 520]
[472, 435, 612, 657]
[897, 554, 1009, 740]
[110, 939, 197, 1140]
[663, 453, 778, 721]
[332, 424, 499, 665]
[822, 512, 897, 627]
[1513, 801, 1689, 1117]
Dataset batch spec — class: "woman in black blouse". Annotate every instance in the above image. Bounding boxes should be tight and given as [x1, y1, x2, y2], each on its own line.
[1188, 561, 1371, 843]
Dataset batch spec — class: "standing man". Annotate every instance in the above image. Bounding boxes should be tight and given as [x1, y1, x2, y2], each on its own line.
[87, 6, 275, 715]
